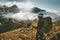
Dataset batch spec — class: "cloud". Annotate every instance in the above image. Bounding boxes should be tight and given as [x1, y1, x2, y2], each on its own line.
[0, 0, 27, 2]
[0, 1, 59, 22]
[1, 1, 37, 21]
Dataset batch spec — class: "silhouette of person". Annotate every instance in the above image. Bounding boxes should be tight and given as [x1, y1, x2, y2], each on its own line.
[36, 13, 44, 40]
[36, 13, 52, 40]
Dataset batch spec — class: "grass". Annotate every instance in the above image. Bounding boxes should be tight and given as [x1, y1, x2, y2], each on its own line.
[0, 21, 60, 40]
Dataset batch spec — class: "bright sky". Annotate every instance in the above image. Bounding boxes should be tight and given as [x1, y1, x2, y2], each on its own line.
[31, 0, 60, 13]
[0, 0, 60, 13]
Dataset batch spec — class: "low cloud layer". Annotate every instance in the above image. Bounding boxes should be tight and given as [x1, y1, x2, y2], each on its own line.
[0, 1, 60, 22]
[1, 1, 38, 21]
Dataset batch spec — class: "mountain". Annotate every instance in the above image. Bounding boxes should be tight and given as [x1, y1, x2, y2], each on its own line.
[0, 6, 60, 33]
[31, 7, 60, 22]
[0, 5, 19, 13]
[9, 5, 20, 13]
[31, 7, 45, 13]
[0, 5, 9, 12]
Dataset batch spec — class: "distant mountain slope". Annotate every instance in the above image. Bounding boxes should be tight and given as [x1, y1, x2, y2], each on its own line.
[43, 12, 60, 22]
[31, 7, 60, 22]
[0, 5, 19, 13]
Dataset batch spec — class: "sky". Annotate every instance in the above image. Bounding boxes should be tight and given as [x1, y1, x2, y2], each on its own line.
[31, 0, 60, 13]
[0, 0, 60, 13]
[0, 0, 60, 22]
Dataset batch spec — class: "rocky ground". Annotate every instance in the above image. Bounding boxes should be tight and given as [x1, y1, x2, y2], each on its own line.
[0, 22, 60, 40]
